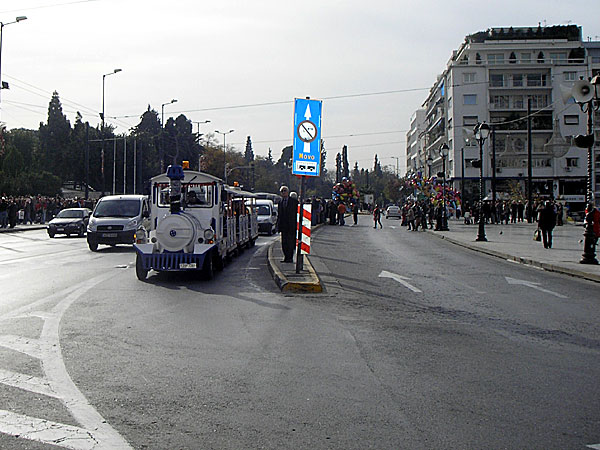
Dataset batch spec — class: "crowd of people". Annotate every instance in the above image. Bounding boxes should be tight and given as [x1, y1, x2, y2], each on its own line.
[0, 195, 95, 229]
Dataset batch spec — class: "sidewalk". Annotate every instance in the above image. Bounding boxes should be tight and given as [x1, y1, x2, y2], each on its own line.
[0, 223, 47, 234]
[427, 219, 600, 283]
[267, 238, 323, 293]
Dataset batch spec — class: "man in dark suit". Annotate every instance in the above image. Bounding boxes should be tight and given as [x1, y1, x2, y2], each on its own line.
[276, 185, 298, 263]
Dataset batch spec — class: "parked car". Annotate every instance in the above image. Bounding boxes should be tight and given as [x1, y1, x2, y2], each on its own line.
[255, 199, 277, 235]
[385, 205, 401, 219]
[47, 208, 92, 238]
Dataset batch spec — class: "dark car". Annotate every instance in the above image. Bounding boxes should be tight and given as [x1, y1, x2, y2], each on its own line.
[47, 208, 92, 238]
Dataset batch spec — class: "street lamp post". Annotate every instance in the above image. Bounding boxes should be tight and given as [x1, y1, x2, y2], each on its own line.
[160, 99, 177, 172]
[0, 16, 27, 106]
[474, 122, 490, 242]
[439, 143, 449, 231]
[101, 69, 122, 195]
[215, 129, 234, 184]
[192, 120, 210, 171]
[570, 75, 600, 264]
[426, 155, 433, 179]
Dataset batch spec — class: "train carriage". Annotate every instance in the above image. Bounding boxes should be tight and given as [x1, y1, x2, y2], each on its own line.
[134, 165, 258, 280]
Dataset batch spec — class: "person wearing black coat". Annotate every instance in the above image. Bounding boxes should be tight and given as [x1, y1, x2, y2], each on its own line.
[276, 185, 298, 263]
[537, 201, 557, 249]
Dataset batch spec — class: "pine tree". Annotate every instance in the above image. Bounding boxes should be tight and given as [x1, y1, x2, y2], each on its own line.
[244, 136, 254, 162]
[39, 91, 72, 181]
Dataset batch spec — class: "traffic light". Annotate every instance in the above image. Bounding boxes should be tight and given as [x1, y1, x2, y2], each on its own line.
[471, 160, 482, 168]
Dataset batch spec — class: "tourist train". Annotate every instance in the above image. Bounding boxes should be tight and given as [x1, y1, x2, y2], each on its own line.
[133, 163, 258, 280]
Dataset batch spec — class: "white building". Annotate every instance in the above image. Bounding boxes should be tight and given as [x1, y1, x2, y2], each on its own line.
[409, 25, 597, 211]
[405, 109, 426, 174]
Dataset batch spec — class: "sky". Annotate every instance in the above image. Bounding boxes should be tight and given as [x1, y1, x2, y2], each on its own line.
[1, 0, 600, 175]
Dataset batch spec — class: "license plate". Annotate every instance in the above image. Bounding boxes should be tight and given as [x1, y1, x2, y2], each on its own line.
[57, 228, 64, 231]
[101, 233, 117, 238]
[179, 263, 196, 269]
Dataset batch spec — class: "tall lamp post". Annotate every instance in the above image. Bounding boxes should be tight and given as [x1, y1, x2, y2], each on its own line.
[0, 15, 27, 105]
[569, 75, 600, 264]
[160, 98, 177, 172]
[192, 120, 211, 171]
[426, 155, 433, 178]
[439, 143, 449, 231]
[474, 122, 490, 241]
[101, 68, 122, 195]
[215, 129, 234, 184]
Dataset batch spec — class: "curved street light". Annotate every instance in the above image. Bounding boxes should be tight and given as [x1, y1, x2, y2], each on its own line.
[215, 129, 235, 184]
[160, 99, 178, 172]
[101, 68, 122, 195]
[0, 16, 27, 105]
[474, 122, 490, 241]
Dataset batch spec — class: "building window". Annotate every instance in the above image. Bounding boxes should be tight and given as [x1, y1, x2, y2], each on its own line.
[512, 74, 523, 87]
[489, 74, 505, 87]
[464, 94, 477, 105]
[521, 53, 531, 63]
[566, 157, 579, 167]
[513, 95, 524, 109]
[564, 115, 579, 125]
[448, 96, 452, 109]
[463, 72, 476, 83]
[509, 52, 517, 63]
[463, 116, 478, 126]
[460, 55, 469, 65]
[448, 118, 453, 129]
[564, 72, 576, 81]
[488, 53, 505, 65]
[537, 51, 545, 63]
[490, 95, 510, 109]
[549, 52, 567, 64]
[529, 94, 548, 108]
[527, 73, 547, 87]
[475, 53, 482, 64]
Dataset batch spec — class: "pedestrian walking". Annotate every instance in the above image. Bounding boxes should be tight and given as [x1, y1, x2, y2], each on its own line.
[352, 202, 359, 226]
[337, 202, 346, 226]
[373, 205, 383, 229]
[276, 185, 298, 263]
[537, 201, 557, 249]
[585, 202, 600, 248]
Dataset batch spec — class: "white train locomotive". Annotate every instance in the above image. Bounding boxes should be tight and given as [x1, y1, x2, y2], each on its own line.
[134, 164, 258, 280]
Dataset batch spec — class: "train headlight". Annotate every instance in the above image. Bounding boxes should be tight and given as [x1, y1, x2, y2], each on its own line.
[203, 228, 214, 241]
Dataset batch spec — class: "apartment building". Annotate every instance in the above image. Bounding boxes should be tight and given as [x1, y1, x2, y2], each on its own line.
[408, 25, 597, 210]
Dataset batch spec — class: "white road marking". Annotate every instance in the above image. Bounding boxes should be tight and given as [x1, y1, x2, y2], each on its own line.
[0, 409, 98, 450]
[0, 369, 58, 398]
[0, 272, 133, 449]
[389, 226, 396, 229]
[587, 444, 600, 449]
[505, 276, 568, 299]
[378, 270, 422, 293]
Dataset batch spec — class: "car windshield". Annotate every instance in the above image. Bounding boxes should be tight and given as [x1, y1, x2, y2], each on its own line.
[94, 200, 140, 218]
[57, 210, 84, 218]
[257, 205, 271, 216]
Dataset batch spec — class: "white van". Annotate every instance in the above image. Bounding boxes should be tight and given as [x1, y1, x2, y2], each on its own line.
[255, 199, 277, 235]
[87, 195, 150, 251]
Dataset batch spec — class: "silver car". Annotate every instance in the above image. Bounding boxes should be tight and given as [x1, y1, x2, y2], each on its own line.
[385, 205, 401, 219]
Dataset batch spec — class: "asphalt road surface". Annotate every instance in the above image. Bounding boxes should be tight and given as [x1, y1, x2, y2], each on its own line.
[0, 225, 599, 449]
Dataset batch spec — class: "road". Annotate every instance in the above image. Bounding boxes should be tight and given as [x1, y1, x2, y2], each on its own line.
[0, 225, 599, 449]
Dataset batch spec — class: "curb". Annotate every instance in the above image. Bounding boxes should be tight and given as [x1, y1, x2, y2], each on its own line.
[428, 230, 600, 284]
[0, 225, 47, 234]
[267, 243, 323, 293]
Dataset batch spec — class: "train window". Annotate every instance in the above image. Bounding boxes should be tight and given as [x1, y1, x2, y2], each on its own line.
[184, 184, 213, 208]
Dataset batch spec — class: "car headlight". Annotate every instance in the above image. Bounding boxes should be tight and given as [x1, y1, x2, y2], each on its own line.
[87, 218, 97, 232]
[203, 228, 214, 241]
[124, 219, 139, 231]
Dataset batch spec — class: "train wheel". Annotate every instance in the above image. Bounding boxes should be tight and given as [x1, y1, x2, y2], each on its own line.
[250, 238, 256, 247]
[213, 251, 224, 272]
[202, 252, 214, 280]
[135, 255, 148, 281]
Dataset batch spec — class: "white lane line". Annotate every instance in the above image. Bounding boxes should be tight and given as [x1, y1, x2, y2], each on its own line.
[0, 335, 49, 359]
[505, 276, 568, 299]
[587, 444, 600, 449]
[0, 369, 58, 398]
[0, 409, 97, 450]
[0, 272, 133, 449]
[378, 270, 422, 293]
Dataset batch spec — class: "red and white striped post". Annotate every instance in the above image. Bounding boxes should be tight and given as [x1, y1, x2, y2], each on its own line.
[297, 203, 311, 255]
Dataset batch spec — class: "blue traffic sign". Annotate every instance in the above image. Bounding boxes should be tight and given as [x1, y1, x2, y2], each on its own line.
[292, 98, 322, 177]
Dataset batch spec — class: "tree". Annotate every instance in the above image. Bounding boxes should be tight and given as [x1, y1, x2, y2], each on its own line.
[39, 91, 72, 180]
[244, 136, 254, 162]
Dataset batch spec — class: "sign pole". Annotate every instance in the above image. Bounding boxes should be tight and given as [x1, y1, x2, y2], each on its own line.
[295, 175, 306, 274]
